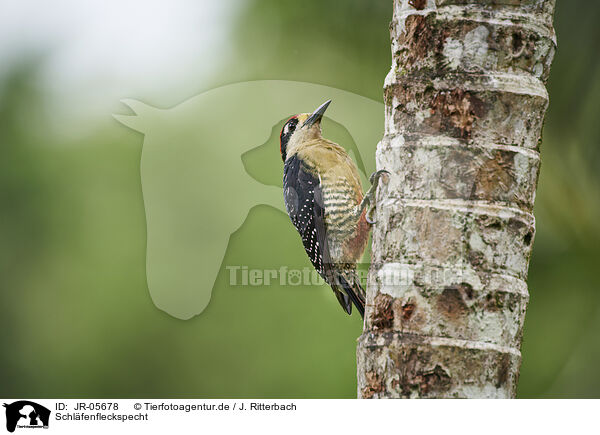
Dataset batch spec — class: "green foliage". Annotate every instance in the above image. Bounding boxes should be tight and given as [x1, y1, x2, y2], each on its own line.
[0, 0, 599, 398]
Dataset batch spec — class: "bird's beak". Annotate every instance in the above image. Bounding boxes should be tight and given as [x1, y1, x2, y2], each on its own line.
[303, 99, 331, 128]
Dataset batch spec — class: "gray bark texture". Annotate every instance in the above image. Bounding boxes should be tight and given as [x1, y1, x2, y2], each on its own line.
[357, 0, 556, 398]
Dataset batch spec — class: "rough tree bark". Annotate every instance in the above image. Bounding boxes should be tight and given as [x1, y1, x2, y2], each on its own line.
[357, 0, 556, 398]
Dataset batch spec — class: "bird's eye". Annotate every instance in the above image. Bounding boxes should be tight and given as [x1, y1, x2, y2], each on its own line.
[281, 118, 298, 145]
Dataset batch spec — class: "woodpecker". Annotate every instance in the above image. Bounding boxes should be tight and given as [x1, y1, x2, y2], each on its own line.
[280, 100, 388, 318]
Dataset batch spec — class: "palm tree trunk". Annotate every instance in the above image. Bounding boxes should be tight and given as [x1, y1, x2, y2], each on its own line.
[357, 0, 556, 398]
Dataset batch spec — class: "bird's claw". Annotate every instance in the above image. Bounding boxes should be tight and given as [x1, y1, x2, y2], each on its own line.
[365, 170, 390, 225]
[369, 169, 390, 185]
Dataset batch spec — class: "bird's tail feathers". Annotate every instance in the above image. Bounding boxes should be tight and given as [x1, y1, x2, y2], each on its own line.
[337, 273, 365, 318]
[333, 289, 353, 316]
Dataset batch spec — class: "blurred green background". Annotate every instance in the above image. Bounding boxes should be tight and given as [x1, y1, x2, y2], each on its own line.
[0, 0, 599, 398]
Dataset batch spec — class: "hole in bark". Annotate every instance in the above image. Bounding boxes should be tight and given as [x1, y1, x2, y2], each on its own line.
[408, 0, 427, 10]
[438, 287, 468, 319]
[402, 303, 416, 320]
[512, 32, 523, 53]
[487, 220, 502, 230]
[524, 231, 533, 245]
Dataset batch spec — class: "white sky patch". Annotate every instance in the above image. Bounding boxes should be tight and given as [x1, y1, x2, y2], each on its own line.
[0, 0, 238, 138]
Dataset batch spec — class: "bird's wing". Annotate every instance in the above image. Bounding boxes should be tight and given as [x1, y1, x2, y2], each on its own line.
[283, 155, 352, 314]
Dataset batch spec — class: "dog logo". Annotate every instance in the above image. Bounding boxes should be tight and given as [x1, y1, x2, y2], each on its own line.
[3, 401, 50, 432]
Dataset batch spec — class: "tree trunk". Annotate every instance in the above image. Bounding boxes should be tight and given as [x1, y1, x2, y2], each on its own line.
[357, 0, 556, 398]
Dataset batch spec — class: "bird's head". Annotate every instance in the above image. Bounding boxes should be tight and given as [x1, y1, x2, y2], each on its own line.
[280, 99, 331, 161]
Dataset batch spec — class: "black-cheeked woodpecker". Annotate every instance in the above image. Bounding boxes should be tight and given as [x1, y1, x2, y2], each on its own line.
[280, 100, 388, 318]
